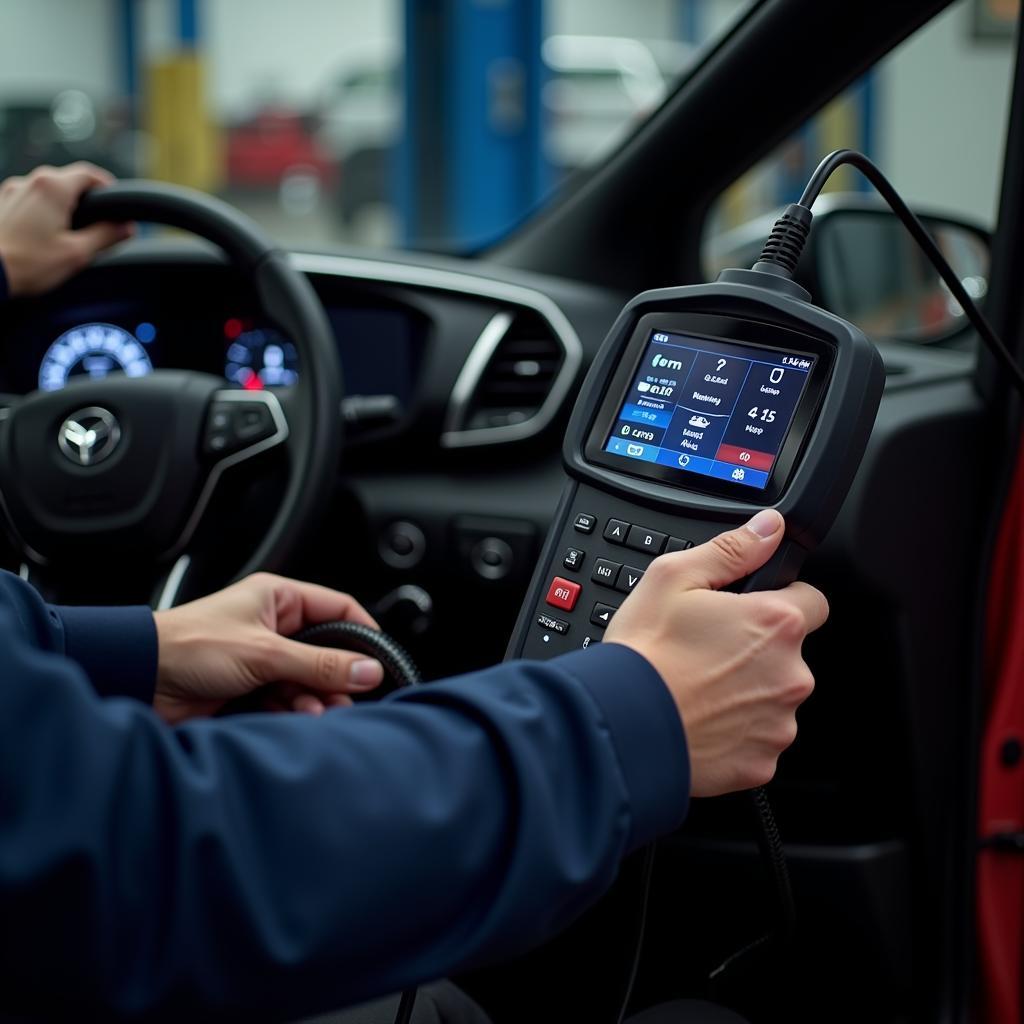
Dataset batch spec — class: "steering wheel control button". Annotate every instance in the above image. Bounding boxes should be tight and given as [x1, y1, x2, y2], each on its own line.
[235, 402, 275, 442]
[625, 525, 667, 555]
[562, 548, 585, 571]
[545, 576, 582, 611]
[666, 536, 694, 553]
[573, 512, 597, 534]
[591, 558, 621, 586]
[204, 399, 278, 457]
[537, 613, 570, 635]
[615, 565, 645, 594]
[603, 519, 630, 544]
[590, 602, 617, 628]
[379, 521, 426, 569]
[57, 407, 121, 467]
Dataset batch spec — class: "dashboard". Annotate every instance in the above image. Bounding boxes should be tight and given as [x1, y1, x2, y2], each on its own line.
[0, 243, 976, 676]
[0, 265, 427, 412]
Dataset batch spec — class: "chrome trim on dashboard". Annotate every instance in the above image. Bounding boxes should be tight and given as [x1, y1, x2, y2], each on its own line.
[290, 253, 583, 447]
[442, 311, 514, 442]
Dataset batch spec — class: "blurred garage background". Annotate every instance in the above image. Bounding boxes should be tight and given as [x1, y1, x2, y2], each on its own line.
[0, 0, 1018, 254]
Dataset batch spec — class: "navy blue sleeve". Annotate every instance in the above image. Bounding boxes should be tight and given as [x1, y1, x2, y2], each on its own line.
[0, 570, 157, 702]
[0, 601, 689, 1021]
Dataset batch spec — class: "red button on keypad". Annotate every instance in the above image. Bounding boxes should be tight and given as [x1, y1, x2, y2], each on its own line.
[545, 576, 582, 611]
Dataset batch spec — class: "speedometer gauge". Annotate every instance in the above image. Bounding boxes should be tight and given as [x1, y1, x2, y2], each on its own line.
[39, 323, 153, 392]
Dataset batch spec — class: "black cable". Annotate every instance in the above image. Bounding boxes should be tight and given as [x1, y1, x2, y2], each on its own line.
[393, 988, 417, 1024]
[755, 148, 1024, 397]
[749, 786, 796, 944]
[615, 843, 657, 1024]
[291, 621, 422, 1024]
[293, 621, 423, 691]
[707, 787, 796, 989]
[709, 146, 1012, 992]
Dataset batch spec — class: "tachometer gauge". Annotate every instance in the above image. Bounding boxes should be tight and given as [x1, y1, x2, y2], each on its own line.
[39, 323, 153, 392]
[224, 325, 299, 389]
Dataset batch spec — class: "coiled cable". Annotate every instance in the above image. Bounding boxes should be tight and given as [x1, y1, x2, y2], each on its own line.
[291, 620, 422, 1024]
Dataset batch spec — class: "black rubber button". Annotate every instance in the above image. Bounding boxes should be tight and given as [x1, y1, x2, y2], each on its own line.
[591, 558, 621, 586]
[666, 536, 694, 553]
[614, 565, 645, 593]
[603, 519, 630, 544]
[573, 513, 597, 534]
[537, 613, 570, 635]
[625, 525, 667, 555]
[563, 548, 585, 571]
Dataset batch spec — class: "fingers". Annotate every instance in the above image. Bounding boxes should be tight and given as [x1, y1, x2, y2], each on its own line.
[259, 686, 353, 716]
[290, 692, 356, 716]
[261, 574, 381, 635]
[67, 221, 134, 260]
[291, 693, 325, 716]
[265, 634, 385, 696]
[668, 509, 785, 592]
[738, 583, 828, 647]
[30, 161, 114, 204]
[775, 581, 830, 634]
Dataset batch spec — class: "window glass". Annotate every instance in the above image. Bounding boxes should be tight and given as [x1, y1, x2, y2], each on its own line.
[0, 0, 754, 253]
[703, 0, 1019, 344]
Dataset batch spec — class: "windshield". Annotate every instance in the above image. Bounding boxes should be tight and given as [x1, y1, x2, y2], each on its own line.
[1, 0, 754, 253]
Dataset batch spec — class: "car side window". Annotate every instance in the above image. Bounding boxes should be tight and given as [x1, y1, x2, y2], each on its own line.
[702, 0, 1019, 345]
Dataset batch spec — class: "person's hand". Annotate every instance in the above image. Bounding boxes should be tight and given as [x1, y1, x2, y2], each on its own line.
[152, 574, 385, 725]
[604, 509, 827, 797]
[0, 162, 132, 296]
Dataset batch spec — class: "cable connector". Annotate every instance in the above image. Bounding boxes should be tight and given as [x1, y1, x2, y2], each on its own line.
[752, 203, 813, 279]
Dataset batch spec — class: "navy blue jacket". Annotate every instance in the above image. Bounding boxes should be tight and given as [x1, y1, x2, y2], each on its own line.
[0, 570, 689, 1020]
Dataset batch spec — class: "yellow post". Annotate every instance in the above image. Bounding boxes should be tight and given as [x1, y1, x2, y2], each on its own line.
[145, 52, 222, 191]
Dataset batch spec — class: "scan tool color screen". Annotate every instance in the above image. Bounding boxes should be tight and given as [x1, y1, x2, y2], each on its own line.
[604, 330, 816, 490]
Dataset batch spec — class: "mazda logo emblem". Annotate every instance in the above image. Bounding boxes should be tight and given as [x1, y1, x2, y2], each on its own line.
[58, 407, 121, 467]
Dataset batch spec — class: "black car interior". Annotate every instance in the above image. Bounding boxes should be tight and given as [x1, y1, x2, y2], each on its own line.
[1, 0, 1022, 1020]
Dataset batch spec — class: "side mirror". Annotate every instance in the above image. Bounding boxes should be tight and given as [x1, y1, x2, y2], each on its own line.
[706, 195, 991, 345]
[803, 197, 991, 345]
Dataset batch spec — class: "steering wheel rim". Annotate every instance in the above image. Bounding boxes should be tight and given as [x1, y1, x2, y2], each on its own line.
[7, 180, 342, 605]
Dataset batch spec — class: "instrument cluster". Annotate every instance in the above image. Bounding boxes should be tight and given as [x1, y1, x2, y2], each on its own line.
[32, 317, 298, 394]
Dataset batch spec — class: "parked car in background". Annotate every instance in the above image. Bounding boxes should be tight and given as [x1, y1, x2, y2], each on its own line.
[0, 92, 136, 181]
[225, 107, 336, 193]
[315, 35, 691, 236]
[541, 34, 685, 169]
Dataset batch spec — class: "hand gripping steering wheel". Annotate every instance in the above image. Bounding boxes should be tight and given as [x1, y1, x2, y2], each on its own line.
[0, 182, 342, 607]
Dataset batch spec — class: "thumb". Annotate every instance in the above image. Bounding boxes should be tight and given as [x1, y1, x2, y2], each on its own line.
[68, 221, 134, 260]
[264, 635, 385, 695]
[675, 508, 784, 591]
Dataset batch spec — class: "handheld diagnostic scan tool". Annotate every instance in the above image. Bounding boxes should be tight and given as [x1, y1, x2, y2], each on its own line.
[506, 264, 885, 660]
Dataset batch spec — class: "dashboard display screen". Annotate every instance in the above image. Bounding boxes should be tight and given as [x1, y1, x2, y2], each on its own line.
[602, 329, 816, 490]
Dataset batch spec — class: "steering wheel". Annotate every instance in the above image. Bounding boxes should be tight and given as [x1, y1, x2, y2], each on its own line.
[0, 181, 342, 608]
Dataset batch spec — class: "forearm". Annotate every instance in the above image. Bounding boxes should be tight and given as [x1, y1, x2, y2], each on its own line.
[0, 639, 687, 1020]
[0, 570, 157, 701]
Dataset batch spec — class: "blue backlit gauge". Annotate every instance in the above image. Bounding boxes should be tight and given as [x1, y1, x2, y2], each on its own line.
[39, 323, 153, 392]
[224, 328, 299, 390]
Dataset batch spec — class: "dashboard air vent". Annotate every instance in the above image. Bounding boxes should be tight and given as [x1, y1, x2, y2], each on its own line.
[462, 310, 565, 433]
